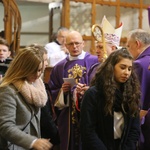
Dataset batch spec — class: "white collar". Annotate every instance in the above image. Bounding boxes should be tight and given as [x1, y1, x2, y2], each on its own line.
[69, 51, 86, 60]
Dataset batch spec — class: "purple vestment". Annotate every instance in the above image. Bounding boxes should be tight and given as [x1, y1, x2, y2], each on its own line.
[88, 62, 100, 83]
[49, 52, 98, 150]
[140, 109, 150, 150]
[134, 46, 150, 110]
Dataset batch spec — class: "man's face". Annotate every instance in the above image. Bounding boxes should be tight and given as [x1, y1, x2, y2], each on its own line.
[0, 44, 10, 62]
[95, 42, 104, 62]
[57, 31, 68, 45]
[95, 42, 116, 62]
[66, 34, 84, 57]
[126, 37, 139, 60]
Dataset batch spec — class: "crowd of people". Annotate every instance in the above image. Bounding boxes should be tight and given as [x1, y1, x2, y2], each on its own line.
[0, 15, 150, 150]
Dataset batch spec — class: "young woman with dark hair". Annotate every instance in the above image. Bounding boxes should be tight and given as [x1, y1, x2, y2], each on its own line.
[80, 48, 141, 150]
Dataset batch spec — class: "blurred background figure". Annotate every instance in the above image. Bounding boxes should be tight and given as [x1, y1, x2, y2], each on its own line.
[90, 16, 123, 78]
[127, 29, 150, 150]
[127, 29, 150, 110]
[0, 37, 12, 77]
[95, 15, 123, 62]
[45, 27, 69, 67]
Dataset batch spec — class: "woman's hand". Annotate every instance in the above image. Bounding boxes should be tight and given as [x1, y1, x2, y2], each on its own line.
[32, 138, 53, 150]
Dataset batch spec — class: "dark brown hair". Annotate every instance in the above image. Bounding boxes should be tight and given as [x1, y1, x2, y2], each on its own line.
[0, 37, 10, 50]
[91, 47, 140, 117]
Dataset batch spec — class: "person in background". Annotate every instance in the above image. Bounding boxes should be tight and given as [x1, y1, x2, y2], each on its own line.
[49, 30, 98, 150]
[93, 16, 123, 63]
[0, 37, 12, 77]
[0, 47, 52, 150]
[126, 29, 150, 110]
[80, 48, 141, 150]
[45, 27, 69, 67]
[126, 25, 150, 150]
[76, 16, 123, 99]
[28, 44, 60, 149]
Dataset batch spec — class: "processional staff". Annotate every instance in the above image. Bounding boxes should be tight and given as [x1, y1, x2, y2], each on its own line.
[92, 24, 107, 62]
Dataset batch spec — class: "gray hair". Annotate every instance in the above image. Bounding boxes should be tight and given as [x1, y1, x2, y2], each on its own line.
[128, 29, 150, 45]
[57, 27, 69, 35]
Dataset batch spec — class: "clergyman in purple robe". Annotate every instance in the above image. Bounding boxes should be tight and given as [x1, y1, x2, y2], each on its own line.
[127, 29, 150, 110]
[48, 30, 98, 150]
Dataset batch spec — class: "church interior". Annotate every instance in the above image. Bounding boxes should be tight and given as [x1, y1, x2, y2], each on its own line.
[0, 0, 150, 56]
[0, 2, 150, 148]
[1, 0, 149, 82]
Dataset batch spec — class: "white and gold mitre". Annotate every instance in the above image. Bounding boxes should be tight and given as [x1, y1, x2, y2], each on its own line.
[101, 16, 123, 48]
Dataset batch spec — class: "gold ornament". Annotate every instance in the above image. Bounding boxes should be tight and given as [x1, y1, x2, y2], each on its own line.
[92, 24, 107, 62]
[68, 64, 86, 83]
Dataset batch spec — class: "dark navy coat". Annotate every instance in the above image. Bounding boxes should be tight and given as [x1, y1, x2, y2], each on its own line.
[81, 86, 140, 150]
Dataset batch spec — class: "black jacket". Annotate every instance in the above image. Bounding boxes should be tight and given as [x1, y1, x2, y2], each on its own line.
[0, 58, 12, 76]
[40, 83, 60, 145]
[80, 86, 140, 150]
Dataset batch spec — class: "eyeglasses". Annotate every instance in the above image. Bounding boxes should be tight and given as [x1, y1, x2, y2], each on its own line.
[67, 42, 83, 47]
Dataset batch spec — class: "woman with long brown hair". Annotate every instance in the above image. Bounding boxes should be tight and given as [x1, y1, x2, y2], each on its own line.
[80, 48, 141, 150]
